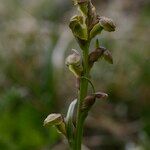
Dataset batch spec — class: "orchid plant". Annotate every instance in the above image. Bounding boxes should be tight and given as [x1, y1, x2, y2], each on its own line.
[44, 0, 116, 149]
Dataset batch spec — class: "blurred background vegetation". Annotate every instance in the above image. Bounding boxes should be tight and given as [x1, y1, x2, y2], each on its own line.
[0, 0, 149, 150]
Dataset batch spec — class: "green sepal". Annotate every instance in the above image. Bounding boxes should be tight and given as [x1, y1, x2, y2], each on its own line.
[55, 123, 67, 137]
[68, 65, 82, 77]
[90, 23, 103, 39]
[69, 15, 88, 40]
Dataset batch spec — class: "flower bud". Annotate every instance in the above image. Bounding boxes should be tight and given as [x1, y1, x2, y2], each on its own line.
[44, 113, 66, 136]
[82, 92, 108, 111]
[65, 49, 81, 66]
[89, 48, 105, 63]
[99, 16, 116, 32]
[88, 46, 106, 67]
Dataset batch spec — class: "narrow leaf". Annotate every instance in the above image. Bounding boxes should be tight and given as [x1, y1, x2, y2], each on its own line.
[66, 99, 77, 144]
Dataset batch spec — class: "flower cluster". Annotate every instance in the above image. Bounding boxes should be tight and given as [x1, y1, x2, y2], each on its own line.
[44, 0, 116, 149]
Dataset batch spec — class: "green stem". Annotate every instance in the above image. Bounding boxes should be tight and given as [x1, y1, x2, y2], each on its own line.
[75, 45, 89, 150]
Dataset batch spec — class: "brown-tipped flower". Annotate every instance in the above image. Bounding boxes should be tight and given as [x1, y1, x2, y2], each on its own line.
[82, 92, 108, 111]
[99, 16, 116, 32]
[88, 46, 107, 68]
[89, 47, 105, 63]
[43, 113, 63, 126]
[95, 92, 108, 99]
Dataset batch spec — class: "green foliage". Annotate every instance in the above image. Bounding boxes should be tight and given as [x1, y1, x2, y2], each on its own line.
[0, 88, 59, 150]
